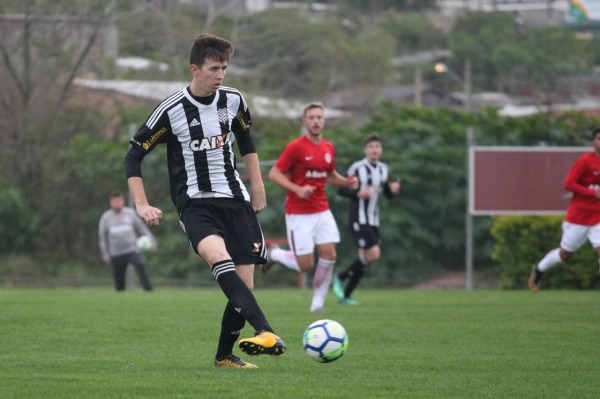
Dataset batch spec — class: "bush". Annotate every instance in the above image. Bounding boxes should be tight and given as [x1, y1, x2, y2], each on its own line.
[491, 216, 600, 289]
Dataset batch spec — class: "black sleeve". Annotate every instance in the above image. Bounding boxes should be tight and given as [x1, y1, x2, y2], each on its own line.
[383, 182, 394, 198]
[124, 118, 170, 178]
[338, 186, 358, 198]
[231, 98, 256, 156]
[125, 142, 146, 178]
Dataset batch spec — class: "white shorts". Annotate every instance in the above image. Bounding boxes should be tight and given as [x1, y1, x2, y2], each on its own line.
[560, 221, 600, 252]
[285, 210, 340, 256]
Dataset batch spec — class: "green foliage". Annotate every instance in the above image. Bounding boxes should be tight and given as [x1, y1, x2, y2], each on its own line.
[374, 11, 447, 54]
[491, 216, 600, 289]
[449, 12, 594, 97]
[0, 176, 40, 255]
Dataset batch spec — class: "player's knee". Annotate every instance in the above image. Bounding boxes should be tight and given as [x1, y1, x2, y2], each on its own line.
[298, 262, 314, 273]
[559, 249, 573, 261]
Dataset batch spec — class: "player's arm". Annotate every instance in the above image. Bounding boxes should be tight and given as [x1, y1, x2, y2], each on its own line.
[231, 101, 266, 212]
[327, 170, 358, 190]
[124, 123, 166, 226]
[338, 164, 360, 198]
[243, 153, 266, 213]
[563, 159, 597, 197]
[98, 215, 111, 264]
[268, 165, 314, 199]
[383, 178, 401, 198]
[338, 186, 359, 198]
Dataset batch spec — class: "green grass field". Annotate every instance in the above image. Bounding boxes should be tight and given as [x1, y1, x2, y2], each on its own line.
[1, 288, 598, 398]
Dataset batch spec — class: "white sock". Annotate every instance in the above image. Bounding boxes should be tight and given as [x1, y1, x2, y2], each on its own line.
[310, 258, 335, 312]
[538, 248, 563, 272]
[270, 247, 301, 272]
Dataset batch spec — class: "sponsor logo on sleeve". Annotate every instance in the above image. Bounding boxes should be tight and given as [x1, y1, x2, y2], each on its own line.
[142, 127, 167, 150]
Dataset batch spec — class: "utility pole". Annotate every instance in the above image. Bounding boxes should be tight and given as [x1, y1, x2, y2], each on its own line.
[463, 57, 472, 113]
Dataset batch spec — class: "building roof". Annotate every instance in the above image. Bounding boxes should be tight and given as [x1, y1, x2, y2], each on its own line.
[74, 78, 350, 119]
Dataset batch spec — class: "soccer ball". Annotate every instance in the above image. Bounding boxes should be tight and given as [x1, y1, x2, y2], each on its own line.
[302, 319, 348, 363]
[136, 235, 152, 252]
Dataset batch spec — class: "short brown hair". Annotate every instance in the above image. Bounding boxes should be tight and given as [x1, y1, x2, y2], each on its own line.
[303, 101, 324, 118]
[364, 134, 381, 146]
[189, 33, 234, 66]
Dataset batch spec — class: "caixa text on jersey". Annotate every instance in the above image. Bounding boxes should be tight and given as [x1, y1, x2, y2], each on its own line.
[189, 132, 233, 151]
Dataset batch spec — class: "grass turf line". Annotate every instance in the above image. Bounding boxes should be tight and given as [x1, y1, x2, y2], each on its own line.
[0, 288, 598, 398]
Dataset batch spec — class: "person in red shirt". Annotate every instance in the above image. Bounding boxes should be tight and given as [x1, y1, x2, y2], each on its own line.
[529, 127, 600, 292]
[264, 102, 358, 312]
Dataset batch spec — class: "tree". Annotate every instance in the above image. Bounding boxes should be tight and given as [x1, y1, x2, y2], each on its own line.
[0, 0, 114, 262]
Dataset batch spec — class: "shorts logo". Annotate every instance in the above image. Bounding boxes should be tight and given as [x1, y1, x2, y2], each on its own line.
[253, 242, 263, 253]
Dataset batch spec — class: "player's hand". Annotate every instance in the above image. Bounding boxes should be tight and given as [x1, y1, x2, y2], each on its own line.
[347, 175, 359, 190]
[390, 179, 401, 194]
[296, 185, 316, 200]
[136, 203, 163, 226]
[357, 186, 373, 199]
[251, 187, 267, 213]
[103, 256, 112, 265]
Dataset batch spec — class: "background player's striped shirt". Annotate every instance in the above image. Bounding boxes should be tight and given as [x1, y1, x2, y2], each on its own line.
[345, 159, 391, 226]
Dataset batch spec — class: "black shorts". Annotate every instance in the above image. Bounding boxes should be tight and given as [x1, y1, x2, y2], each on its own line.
[179, 198, 267, 265]
[350, 222, 380, 250]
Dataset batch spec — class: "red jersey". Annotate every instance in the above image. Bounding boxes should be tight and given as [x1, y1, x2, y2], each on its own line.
[564, 152, 600, 225]
[275, 135, 335, 214]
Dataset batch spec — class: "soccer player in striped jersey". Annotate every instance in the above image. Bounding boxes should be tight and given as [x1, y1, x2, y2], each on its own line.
[529, 127, 600, 292]
[125, 33, 285, 369]
[333, 135, 401, 304]
[264, 102, 358, 313]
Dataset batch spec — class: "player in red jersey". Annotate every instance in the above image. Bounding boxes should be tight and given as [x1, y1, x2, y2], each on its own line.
[264, 102, 358, 312]
[529, 128, 600, 292]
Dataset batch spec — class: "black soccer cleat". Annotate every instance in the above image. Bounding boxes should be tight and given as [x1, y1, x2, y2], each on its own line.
[528, 263, 543, 293]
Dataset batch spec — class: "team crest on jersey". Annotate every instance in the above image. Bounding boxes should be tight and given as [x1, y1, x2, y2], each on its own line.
[324, 152, 332, 163]
[189, 132, 233, 151]
[218, 108, 229, 125]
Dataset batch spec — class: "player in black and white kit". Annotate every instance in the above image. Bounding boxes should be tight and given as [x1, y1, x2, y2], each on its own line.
[125, 33, 285, 369]
[333, 135, 401, 304]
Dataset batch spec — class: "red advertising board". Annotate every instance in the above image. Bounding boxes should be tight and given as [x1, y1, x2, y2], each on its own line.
[469, 146, 589, 215]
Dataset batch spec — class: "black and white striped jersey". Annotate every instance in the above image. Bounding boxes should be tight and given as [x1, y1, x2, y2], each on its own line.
[340, 158, 392, 227]
[125, 86, 256, 212]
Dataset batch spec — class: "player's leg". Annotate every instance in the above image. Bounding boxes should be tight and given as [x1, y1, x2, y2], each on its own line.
[529, 221, 584, 292]
[266, 213, 317, 273]
[181, 200, 285, 361]
[338, 226, 380, 303]
[214, 301, 257, 368]
[128, 252, 153, 291]
[587, 222, 600, 275]
[311, 244, 336, 313]
[200, 236, 285, 356]
[334, 222, 362, 298]
[110, 255, 127, 291]
[310, 210, 341, 312]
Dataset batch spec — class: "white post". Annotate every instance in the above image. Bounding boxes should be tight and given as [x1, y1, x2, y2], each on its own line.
[465, 127, 474, 290]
